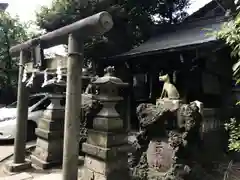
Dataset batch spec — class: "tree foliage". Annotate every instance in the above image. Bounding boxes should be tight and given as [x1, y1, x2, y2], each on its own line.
[216, 15, 240, 81]
[225, 118, 240, 152]
[0, 12, 29, 88]
[216, 2, 240, 152]
[36, 0, 190, 59]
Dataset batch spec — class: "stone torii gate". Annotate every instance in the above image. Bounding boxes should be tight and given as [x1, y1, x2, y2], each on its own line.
[4, 11, 113, 180]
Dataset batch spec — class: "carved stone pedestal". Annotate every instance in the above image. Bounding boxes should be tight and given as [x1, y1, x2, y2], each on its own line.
[82, 67, 130, 180]
[156, 98, 183, 112]
[31, 94, 65, 169]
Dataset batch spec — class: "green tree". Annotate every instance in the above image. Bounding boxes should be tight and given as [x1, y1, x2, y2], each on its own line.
[0, 12, 29, 90]
[216, 2, 240, 152]
[36, 0, 190, 59]
[216, 14, 240, 91]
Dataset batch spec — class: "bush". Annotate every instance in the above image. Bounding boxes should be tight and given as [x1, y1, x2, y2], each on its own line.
[225, 118, 240, 152]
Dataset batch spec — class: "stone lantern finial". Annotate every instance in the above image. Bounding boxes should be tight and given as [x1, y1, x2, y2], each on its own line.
[93, 66, 128, 87]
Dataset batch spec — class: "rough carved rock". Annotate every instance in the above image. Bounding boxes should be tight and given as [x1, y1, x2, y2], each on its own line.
[130, 101, 202, 180]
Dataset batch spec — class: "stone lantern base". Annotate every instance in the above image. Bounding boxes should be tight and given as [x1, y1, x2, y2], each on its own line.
[82, 133, 131, 180]
[31, 94, 65, 169]
[82, 118, 131, 180]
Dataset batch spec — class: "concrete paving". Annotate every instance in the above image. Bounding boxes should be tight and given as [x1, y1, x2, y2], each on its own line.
[0, 142, 84, 180]
[0, 172, 63, 180]
[0, 145, 14, 162]
[33, 173, 62, 180]
[0, 169, 83, 180]
[0, 141, 36, 162]
[0, 172, 32, 180]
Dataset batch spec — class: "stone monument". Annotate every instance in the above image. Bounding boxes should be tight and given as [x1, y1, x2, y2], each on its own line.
[129, 73, 203, 180]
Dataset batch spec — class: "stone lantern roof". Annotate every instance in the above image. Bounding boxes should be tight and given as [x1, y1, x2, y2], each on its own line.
[0, 3, 8, 11]
[93, 66, 128, 86]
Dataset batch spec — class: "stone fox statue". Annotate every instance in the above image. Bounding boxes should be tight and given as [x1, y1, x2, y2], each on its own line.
[159, 74, 180, 100]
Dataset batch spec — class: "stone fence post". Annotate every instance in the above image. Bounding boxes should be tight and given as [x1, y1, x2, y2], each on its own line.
[82, 66, 131, 180]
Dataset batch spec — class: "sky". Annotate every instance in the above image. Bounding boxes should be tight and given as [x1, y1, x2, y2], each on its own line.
[188, 0, 212, 14]
[2, 0, 212, 22]
[3, 0, 52, 21]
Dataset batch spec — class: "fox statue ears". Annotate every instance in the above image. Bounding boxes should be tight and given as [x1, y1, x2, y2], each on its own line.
[158, 71, 177, 84]
[159, 71, 164, 77]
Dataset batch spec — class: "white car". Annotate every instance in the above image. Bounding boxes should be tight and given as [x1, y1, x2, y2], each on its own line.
[0, 93, 52, 140]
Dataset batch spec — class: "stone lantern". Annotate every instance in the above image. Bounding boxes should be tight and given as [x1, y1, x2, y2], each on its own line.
[92, 66, 128, 130]
[31, 75, 66, 169]
[82, 66, 131, 180]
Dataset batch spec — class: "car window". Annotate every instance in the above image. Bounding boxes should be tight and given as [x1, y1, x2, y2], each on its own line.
[33, 98, 51, 111]
[6, 95, 45, 108]
[6, 101, 17, 108]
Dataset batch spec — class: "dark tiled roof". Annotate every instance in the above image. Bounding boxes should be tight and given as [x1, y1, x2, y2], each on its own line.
[111, 16, 229, 59]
